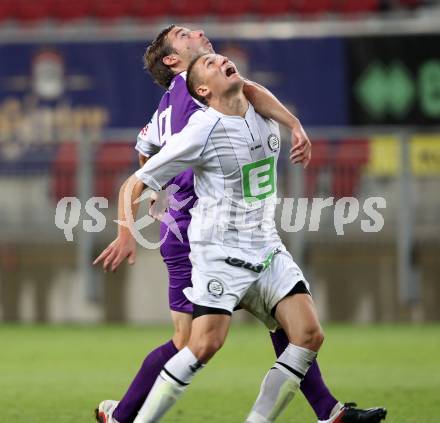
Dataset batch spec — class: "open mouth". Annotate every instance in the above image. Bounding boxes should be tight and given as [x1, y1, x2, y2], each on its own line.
[225, 66, 237, 77]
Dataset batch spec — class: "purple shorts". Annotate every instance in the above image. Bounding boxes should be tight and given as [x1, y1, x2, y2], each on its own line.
[163, 253, 193, 314]
[160, 218, 193, 314]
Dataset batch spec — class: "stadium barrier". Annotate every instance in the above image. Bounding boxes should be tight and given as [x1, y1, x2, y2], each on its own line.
[0, 127, 439, 323]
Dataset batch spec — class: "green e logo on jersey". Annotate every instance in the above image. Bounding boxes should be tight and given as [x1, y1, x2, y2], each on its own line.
[242, 156, 276, 203]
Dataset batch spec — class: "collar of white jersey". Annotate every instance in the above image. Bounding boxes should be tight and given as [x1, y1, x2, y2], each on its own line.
[206, 101, 255, 120]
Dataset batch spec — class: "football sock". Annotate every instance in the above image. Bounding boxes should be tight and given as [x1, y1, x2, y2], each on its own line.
[270, 329, 338, 420]
[269, 328, 289, 357]
[246, 343, 317, 423]
[133, 346, 204, 423]
[327, 402, 344, 419]
[301, 360, 339, 420]
[113, 340, 178, 423]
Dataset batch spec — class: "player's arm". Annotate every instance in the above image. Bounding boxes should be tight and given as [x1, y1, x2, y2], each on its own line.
[94, 113, 209, 272]
[135, 110, 161, 165]
[243, 80, 311, 168]
[135, 111, 168, 217]
[139, 153, 149, 167]
[92, 174, 144, 272]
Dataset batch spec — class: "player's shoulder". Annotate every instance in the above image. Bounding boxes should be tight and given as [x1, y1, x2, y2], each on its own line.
[187, 108, 220, 128]
[167, 109, 219, 151]
[168, 72, 186, 91]
[250, 103, 280, 134]
[168, 72, 191, 100]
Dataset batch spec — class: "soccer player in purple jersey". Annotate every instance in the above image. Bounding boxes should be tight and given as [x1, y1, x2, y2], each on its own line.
[94, 26, 386, 423]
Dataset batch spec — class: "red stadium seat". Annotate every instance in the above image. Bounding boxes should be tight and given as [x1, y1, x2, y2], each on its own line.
[332, 139, 369, 198]
[255, 0, 293, 16]
[15, 0, 54, 21]
[94, 143, 134, 200]
[132, 0, 173, 19]
[333, 0, 379, 14]
[305, 140, 331, 198]
[212, 0, 254, 17]
[292, 0, 332, 15]
[52, 142, 77, 201]
[93, 0, 132, 20]
[172, 0, 212, 18]
[0, 0, 16, 21]
[51, 0, 94, 21]
[52, 142, 134, 201]
[398, 0, 421, 8]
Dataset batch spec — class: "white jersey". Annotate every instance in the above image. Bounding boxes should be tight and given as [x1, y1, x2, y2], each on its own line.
[135, 110, 161, 158]
[135, 102, 282, 250]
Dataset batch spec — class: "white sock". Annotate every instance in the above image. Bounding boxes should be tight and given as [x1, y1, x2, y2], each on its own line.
[134, 347, 204, 423]
[329, 402, 344, 418]
[246, 343, 317, 423]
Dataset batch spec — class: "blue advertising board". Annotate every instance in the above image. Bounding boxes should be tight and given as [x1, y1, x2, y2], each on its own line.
[0, 37, 347, 140]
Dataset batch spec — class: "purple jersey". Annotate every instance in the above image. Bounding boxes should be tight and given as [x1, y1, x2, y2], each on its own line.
[156, 74, 199, 212]
[135, 72, 202, 313]
[136, 72, 201, 255]
[155, 73, 200, 258]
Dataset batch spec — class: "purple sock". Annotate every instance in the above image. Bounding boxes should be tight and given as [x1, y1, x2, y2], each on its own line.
[270, 329, 338, 420]
[113, 339, 178, 423]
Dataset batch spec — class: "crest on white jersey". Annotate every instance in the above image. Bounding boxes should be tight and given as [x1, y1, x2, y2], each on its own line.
[267, 134, 280, 152]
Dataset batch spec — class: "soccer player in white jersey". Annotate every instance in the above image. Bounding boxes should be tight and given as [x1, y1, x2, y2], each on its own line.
[95, 26, 386, 423]
[95, 53, 353, 422]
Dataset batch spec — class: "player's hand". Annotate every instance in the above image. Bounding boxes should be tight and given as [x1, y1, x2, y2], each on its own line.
[149, 190, 169, 221]
[289, 121, 311, 168]
[93, 233, 137, 272]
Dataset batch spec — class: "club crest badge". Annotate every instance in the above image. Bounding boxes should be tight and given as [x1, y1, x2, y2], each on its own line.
[267, 134, 280, 152]
[207, 279, 224, 297]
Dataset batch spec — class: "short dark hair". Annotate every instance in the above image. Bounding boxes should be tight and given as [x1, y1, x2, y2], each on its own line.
[143, 25, 176, 89]
[186, 54, 209, 105]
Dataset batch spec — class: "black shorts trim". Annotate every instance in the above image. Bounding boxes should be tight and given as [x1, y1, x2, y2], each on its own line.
[271, 281, 310, 318]
[192, 304, 232, 319]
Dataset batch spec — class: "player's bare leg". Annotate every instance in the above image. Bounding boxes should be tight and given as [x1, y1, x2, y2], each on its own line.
[170, 310, 192, 349]
[246, 292, 324, 423]
[275, 293, 324, 350]
[133, 312, 231, 423]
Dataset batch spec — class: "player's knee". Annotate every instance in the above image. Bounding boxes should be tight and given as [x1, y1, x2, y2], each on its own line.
[314, 327, 325, 350]
[172, 317, 192, 350]
[193, 337, 224, 362]
[173, 331, 190, 350]
[298, 325, 324, 351]
[173, 325, 191, 350]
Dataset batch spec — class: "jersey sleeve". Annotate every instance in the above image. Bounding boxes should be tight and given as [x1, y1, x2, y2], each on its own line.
[134, 110, 161, 157]
[135, 111, 217, 191]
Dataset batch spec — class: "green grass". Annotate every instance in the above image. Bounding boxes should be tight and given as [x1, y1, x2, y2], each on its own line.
[0, 324, 439, 422]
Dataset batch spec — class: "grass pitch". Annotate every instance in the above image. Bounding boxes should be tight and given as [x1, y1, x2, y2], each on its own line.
[0, 323, 438, 422]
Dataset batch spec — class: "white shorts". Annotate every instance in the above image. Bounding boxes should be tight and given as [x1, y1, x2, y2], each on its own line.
[184, 242, 309, 330]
